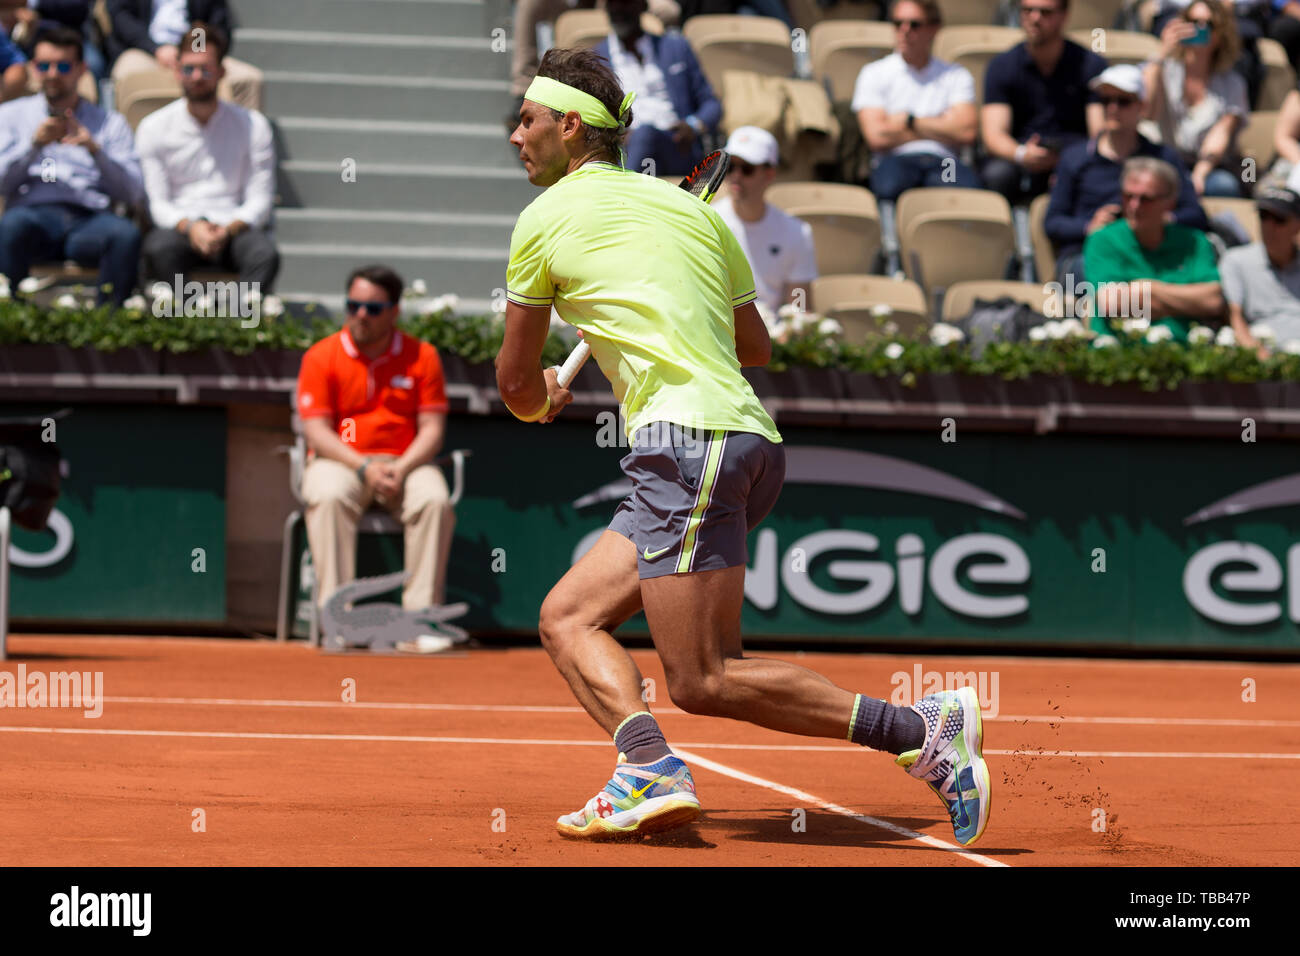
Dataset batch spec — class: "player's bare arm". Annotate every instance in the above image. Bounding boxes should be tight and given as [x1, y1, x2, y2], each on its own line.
[733, 301, 772, 367]
[496, 300, 573, 422]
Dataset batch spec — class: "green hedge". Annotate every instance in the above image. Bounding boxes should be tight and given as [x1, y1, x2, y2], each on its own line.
[2, 296, 1298, 392]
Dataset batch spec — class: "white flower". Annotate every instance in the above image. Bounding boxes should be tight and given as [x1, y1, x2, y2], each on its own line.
[1043, 320, 1068, 340]
[411, 279, 428, 296]
[53, 293, 80, 309]
[871, 303, 894, 317]
[1092, 334, 1119, 348]
[790, 311, 817, 333]
[881, 319, 899, 336]
[1120, 317, 1150, 335]
[1188, 324, 1214, 345]
[1028, 326, 1049, 342]
[817, 317, 842, 337]
[1249, 322, 1277, 343]
[429, 293, 459, 314]
[1059, 318, 1087, 338]
[18, 277, 41, 294]
[1282, 339, 1300, 355]
[122, 294, 146, 311]
[777, 302, 800, 320]
[1144, 325, 1173, 344]
[1216, 325, 1238, 347]
[263, 294, 284, 317]
[884, 342, 905, 359]
[0, 277, 9, 300]
[770, 318, 790, 341]
[929, 323, 965, 346]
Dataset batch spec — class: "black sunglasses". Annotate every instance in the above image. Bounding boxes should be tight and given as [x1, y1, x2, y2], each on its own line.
[892, 18, 934, 29]
[734, 161, 766, 176]
[1098, 95, 1139, 107]
[345, 299, 391, 316]
[34, 61, 75, 74]
[180, 65, 216, 78]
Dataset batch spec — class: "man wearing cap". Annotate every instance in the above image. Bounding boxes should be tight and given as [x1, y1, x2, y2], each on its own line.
[592, 0, 719, 177]
[499, 47, 991, 847]
[1046, 63, 1208, 284]
[979, 0, 1106, 204]
[1219, 183, 1300, 355]
[711, 126, 817, 315]
[1085, 155, 1224, 343]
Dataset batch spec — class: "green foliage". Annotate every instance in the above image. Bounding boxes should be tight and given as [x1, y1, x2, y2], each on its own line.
[2, 295, 1297, 388]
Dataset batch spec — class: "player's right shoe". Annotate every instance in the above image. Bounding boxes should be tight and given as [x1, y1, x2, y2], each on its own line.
[895, 685, 991, 847]
[556, 753, 701, 840]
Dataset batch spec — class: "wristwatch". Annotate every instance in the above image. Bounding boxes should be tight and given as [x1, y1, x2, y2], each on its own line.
[906, 113, 916, 131]
[356, 457, 373, 481]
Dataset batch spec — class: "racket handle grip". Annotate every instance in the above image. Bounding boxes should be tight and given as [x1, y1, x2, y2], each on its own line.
[556, 340, 590, 389]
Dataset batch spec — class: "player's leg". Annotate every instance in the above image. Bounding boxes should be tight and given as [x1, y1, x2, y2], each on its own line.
[537, 528, 646, 735]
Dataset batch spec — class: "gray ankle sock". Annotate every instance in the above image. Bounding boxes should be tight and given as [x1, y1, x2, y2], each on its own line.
[613, 712, 671, 764]
[848, 694, 926, 755]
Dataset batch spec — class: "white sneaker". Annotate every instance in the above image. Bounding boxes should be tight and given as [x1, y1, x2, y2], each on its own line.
[395, 634, 455, 654]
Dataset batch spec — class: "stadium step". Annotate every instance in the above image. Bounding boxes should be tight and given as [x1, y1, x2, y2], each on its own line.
[277, 160, 535, 215]
[229, 0, 490, 37]
[275, 241, 506, 305]
[261, 72, 514, 125]
[273, 117, 517, 168]
[233, 29, 508, 81]
[275, 208, 517, 248]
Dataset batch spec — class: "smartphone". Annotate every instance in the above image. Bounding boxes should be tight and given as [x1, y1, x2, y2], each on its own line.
[1181, 24, 1210, 46]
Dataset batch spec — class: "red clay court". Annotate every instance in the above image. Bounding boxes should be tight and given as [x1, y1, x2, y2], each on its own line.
[1, 635, 1297, 867]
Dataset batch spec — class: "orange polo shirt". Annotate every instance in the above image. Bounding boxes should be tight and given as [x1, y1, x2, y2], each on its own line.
[297, 328, 449, 456]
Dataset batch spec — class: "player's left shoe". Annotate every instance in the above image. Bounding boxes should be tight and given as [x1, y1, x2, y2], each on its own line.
[556, 753, 701, 840]
[895, 685, 991, 847]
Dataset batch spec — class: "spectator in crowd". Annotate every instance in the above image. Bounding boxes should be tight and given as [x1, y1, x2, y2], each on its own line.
[1152, 0, 1269, 107]
[0, 26, 142, 305]
[507, 0, 681, 126]
[1144, 0, 1250, 196]
[297, 265, 457, 621]
[592, 0, 719, 176]
[1270, 86, 1300, 180]
[1219, 183, 1300, 354]
[1272, 1, 1300, 78]
[980, 0, 1106, 205]
[852, 0, 980, 201]
[711, 126, 817, 314]
[1046, 65, 1207, 282]
[0, 25, 26, 99]
[136, 23, 278, 294]
[1086, 156, 1223, 342]
[107, 0, 262, 109]
[4, 1, 105, 79]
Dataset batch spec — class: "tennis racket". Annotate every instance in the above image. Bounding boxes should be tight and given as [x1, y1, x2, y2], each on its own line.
[554, 150, 733, 388]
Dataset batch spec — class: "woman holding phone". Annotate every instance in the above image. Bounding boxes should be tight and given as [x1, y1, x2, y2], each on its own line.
[1144, 0, 1250, 197]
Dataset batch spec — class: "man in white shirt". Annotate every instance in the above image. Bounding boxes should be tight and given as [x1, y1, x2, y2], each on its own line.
[712, 126, 817, 315]
[852, 0, 980, 201]
[135, 22, 278, 292]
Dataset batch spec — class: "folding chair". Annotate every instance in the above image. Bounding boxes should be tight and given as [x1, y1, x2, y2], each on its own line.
[553, 8, 664, 50]
[765, 181, 883, 276]
[1258, 39, 1296, 112]
[897, 187, 1017, 312]
[809, 19, 895, 103]
[932, 25, 1023, 105]
[812, 274, 930, 342]
[275, 392, 471, 646]
[682, 15, 795, 91]
[940, 279, 1049, 322]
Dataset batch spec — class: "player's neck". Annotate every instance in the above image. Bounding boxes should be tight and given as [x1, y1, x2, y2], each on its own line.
[569, 149, 617, 173]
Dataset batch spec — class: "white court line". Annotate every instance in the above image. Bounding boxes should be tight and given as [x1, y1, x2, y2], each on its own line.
[1, 725, 1294, 760]
[672, 747, 1006, 867]
[95, 696, 1300, 729]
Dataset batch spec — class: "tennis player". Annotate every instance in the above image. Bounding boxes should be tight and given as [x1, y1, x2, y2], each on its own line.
[498, 48, 991, 846]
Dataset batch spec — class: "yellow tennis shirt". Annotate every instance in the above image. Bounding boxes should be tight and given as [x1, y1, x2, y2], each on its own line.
[506, 160, 781, 444]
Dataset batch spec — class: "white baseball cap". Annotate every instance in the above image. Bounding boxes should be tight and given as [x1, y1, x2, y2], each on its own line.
[723, 126, 779, 167]
[1089, 64, 1145, 101]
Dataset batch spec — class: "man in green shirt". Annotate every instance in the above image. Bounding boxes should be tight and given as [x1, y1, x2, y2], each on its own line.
[496, 47, 990, 846]
[1084, 156, 1223, 342]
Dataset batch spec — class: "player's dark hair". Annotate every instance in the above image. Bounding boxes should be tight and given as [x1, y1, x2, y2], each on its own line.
[184, 21, 229, 62]
[33, 25, 84, 62]
[346, 265, 404, 305]
[536, 48, 630, 162]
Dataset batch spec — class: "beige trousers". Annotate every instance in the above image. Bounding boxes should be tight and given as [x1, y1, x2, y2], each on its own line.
[111, 49, 264, 111]
[302, 457, 456, 611]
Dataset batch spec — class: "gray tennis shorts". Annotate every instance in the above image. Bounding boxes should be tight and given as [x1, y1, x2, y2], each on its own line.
[607, 422, 785, 579]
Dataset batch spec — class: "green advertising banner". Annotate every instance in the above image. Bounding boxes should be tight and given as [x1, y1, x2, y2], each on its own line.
[6, 404, 227, 623]
[434, 415, 1300, 653]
